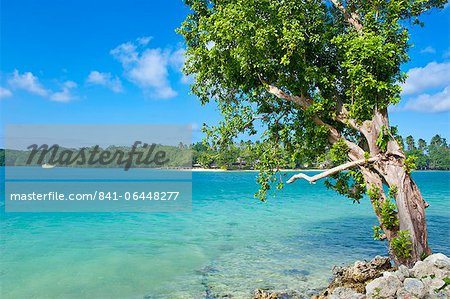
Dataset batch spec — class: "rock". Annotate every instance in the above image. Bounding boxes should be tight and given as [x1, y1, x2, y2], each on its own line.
[412, 261, 427, 277]
[412, 257, 450, 280]
[340, 256, 392, 283]
[395, 265, 410, 282]
[252, 289, 302, 299]
[423, 253, 450, 270]
[430, 285, 450, 299]
[425, 281, 450, 299]
[396, 288, 413, 299]
[402, 278, 426, 297]
[253, 289, 281, 299]
[383, 271, 398, 278]
[312, 253, 450, 299]
[366, 274, 402, 299]
[329, 287, 365, 299]
[422, 276, 445, 290]
[316, 256, 392, 297]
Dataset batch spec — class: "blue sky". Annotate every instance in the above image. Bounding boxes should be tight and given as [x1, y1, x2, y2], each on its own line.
[1, 0, 449, 145]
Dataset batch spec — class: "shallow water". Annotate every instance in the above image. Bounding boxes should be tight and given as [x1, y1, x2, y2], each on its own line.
[1, 170, 449, 298]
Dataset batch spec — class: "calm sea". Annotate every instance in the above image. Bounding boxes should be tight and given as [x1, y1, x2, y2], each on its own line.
[0, 169, 449, 298]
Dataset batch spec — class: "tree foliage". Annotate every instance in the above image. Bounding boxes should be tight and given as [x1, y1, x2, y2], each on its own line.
[179, 0, 447, 199]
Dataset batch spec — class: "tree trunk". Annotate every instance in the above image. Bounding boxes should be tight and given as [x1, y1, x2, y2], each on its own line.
[361, 109, 431, 266]
[381, 161, 432, 266]
[267, 87, 432, 266]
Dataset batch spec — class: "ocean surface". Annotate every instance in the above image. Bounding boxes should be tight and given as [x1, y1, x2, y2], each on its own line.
[0, 169, 449, 298]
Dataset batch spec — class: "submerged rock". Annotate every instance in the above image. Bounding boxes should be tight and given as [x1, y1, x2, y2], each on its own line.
[253, 289, 283, 299]
[253, 288, 304, 299]
[282, 269, 309, 282]
[328, 287, 365, 299]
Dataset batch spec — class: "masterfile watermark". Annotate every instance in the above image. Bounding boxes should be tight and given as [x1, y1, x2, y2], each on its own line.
[26, 141, 170, 171]
[5, 124, 193, 212]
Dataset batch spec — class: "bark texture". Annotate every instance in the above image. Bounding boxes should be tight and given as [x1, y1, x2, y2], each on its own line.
[364, 110, 431, 266]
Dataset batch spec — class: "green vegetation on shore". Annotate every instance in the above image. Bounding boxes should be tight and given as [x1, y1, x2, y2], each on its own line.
[400, 135, 450, 170]
[193, 134, 450, 170]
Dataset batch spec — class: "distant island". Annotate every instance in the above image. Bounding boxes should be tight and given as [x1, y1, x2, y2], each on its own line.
[0, 142, 191, 169]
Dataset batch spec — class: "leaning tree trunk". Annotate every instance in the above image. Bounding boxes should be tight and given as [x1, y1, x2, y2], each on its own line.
[380, 159, 432, 267]
[361, 110, 431, 267]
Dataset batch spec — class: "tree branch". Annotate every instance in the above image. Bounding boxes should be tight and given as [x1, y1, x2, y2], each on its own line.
[264, 82, 366, 159]
[330, 0, 362, 31]
[266, 84, 313, 110]
[266, 84, 329, 129]
[335, 99, 366, 132]
[268, 83, 369, 155]
[286, 156, 380, 184]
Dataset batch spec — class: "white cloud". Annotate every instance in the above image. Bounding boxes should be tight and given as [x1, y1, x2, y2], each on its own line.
[403, 86, 450, 112]
[49, 81, 77, 102]
[401, 62, 450, 95]
[8, 70, 49, 96]
[7, 70, 77, 102]
[136, 36, 152, 46]
[169, 48, 193, 84]
[420, 46, 436, 54]
[127, 49, 177, 98]
[169, 48, 186, 70]
[111, 37, 186, 99]
[87, 71, 123, 93]
[0, 87, 12, 99]
[111, 42, 139, 66]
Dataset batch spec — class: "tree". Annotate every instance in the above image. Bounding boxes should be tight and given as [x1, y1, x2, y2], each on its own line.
[179, 0, 447, 266]
[418, 138, 427, 152]
[0, 149, 4, 166]
[192, 142, 216, 167]
[428, 135, 450, 170]
[413, 138, 429, 170]
[405, 135, 416, 152]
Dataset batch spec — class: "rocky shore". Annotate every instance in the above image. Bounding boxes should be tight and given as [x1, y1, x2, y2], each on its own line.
[253, 253, 450, 299]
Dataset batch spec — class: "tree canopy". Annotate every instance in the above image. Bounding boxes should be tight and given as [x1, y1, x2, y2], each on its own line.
[180, 0, 447, 264]
[179, 0, 447, 199]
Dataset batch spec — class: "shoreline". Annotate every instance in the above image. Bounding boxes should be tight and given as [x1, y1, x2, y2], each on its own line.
[1, 165, 449, 172]
[190, 168, 324, 172]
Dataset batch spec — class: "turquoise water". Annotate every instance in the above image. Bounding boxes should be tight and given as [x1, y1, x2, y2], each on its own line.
[0, 170, 449, 298]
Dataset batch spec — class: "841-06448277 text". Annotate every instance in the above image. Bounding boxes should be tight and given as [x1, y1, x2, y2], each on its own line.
[9, 191, 180, 201]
